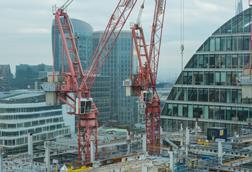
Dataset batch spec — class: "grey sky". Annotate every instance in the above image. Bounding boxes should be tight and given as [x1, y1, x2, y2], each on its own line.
[0, 0, 249, 81]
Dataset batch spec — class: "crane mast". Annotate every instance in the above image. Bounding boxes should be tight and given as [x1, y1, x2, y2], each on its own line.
[47, 0, 138, 165]
[125, 0, 166, 155]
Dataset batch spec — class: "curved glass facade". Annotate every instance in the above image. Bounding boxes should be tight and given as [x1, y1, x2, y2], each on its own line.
[161, 7, 252, 136]
[52, 19, 93, 72]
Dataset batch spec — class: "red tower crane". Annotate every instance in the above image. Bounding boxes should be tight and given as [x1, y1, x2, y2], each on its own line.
[124, 0, 166, 155]
[46, 0, 138, 165]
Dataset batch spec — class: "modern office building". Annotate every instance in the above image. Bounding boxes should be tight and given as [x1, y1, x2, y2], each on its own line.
[52, 19, 112, 125]
[14, 64, 52, 89]
[52, 18, 93, 72]
[0, 65, 13, 91]
[91, 75, 111, 123]
[0, 90, 70, 154]
[161, 7, 252, 136]
[52, 18, 138, 125]
[93, 31, 138, 125]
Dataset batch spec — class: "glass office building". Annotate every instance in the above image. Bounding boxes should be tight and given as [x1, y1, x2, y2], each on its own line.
[52, 18, 93, 71]
[93, 32, 138, 125]
[52, 19, 137, 125]
[161, 7, 252, 136]
[52, 19, 112, 124]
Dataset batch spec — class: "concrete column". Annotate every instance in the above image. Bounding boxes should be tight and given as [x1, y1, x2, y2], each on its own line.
[141, 164, 148, 172]
[160, 127, 163, 146]
[90, 139, 95, 163]
[28, 133, 33, 157]
[142, 134, 147, 154]
[180, 123, 183, 132]
[0, 147, 3, 172]
[168, 151, 174, 172]
[44, 141, 50, 172]
[195, 121, 198, 135]
[218, 140, 223, 165]
[185, 127, 190, 158]
[127, 134, 130, 154]
[113, 169, 121, 172]
[180, 124, 183, 146]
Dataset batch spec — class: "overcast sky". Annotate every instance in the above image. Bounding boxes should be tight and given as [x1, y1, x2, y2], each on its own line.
[0, 0, 249, 81]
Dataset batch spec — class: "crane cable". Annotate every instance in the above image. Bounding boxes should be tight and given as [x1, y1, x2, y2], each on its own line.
[180, 0, 185, 71]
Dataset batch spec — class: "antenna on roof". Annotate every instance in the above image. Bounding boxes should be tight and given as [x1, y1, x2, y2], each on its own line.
[180, 0, 185, 72]
[235, 0, 243, 15]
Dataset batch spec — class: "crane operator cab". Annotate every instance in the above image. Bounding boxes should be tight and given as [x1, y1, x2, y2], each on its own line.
[76, 98, 93, 115]
[142, 90, 153, 103]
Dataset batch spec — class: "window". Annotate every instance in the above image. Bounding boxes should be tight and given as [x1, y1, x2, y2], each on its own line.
[215, 37, 220, 51]
[226, 55, 232, 68]
[210, 38, 215, 51]
[244, 36, 250, 51]
[220, 89, 227, 103]
[220, 55, 225, 68]
[193, 107, 203, 118]
[244, 54, 250, 67]
[232, 90, 238, 103]
[226, 37, 232, 51]
[244, 11, 250, 32]
[222, 21, 232, 33]
[194, 72, 203, 85]
[204, 40, 210, 51]
[198, 55, 204, 68]
[183, 106, 188, 117]
[188, 88, 197, 101]
[198, 89, 208, 102]
[203, 55, 209, 68]
[232, 37, 237, 51]
[215, 72, 221, 85]
[205, 72, 214, 85]
[209, 55, 215, 68]
[172, 105, 178, 116]
[237, 36, 243, 51]
[220, 37, 226, 51]
[238, 55, 243, 68]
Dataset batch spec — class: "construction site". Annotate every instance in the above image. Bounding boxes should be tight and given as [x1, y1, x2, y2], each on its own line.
[2, 0, 252, 171]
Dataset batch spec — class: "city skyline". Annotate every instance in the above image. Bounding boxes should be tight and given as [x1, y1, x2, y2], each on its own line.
[0, 0, 248, 81]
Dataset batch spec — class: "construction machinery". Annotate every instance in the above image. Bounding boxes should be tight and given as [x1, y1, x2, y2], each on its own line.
[43, 0, 138, 165]
[124, 0, 166, 155]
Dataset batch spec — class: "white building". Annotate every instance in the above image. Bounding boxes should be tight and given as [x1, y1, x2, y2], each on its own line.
[0, 90, 70, 154]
